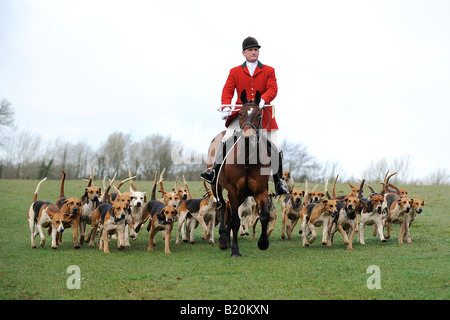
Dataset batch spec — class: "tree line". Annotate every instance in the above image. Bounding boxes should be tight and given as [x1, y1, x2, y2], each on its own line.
[1, 99, 448, 184]
[0, 127, 325, 182]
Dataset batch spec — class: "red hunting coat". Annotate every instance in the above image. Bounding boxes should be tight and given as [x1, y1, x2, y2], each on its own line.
[222, 61, 279, 131]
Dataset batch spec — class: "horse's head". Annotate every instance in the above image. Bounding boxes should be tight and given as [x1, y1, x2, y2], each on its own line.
[239, 90, 261, 137]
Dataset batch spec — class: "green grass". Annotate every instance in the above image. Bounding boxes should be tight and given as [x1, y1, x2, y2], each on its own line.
[0, 179, 448, 300]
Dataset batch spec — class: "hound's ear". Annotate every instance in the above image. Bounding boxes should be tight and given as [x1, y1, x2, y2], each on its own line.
[240, 90, 248, 104]
[321, 199, 329, 204]
[422, 200, 425, 206]
[156, 208, 165, 221]
[358, 199, 367, 207]
[254, 90, 261, 105]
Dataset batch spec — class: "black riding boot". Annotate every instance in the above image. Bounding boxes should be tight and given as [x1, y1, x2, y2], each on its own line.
[265, 140, 288, 195]
[200, 162, 221, 184]
[200, 140, 225, 184]
[273, 151, 288, 195]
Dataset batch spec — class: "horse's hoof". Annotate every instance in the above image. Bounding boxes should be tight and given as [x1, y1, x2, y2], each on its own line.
[230, 252, 242, 258]
[218, 241, 229, 250]
[258, 238, 270, 250]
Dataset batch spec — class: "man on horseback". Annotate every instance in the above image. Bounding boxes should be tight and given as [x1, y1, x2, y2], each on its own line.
[201, 36, 288, 196]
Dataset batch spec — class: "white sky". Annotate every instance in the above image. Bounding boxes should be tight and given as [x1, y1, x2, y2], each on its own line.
[1, 0, 449, 180]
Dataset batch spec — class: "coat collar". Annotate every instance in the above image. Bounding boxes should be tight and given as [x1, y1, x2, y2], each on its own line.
[242, 61, 263, 69]
[242, 61, 263, 77]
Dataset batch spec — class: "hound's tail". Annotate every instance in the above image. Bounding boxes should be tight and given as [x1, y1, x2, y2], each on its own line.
[358, 179, 365, 199]
[332, 175, 339, 199]
[324, 177, 332, 200]
[59, 170, 67, 199]
[34, 177, 48, 202]
[151, 168, 160, 201]
[303, 180, 309, 206]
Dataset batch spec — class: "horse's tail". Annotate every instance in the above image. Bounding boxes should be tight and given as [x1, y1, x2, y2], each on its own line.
[151, 168, 160, 201]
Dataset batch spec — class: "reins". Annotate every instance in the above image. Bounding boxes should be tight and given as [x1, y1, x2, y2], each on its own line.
[218, 105, 273, 130]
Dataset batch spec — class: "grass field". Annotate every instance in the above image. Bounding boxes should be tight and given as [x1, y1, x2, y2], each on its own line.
[0, 179, 448, 300]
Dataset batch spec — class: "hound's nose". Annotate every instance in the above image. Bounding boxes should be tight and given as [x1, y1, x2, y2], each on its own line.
[121, 213, 126, 219]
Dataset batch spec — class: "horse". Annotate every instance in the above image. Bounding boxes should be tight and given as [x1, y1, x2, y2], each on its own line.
[206, 89, 273, 257]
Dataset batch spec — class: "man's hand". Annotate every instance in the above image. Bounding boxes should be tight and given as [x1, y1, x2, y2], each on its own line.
[259, 98, 265, 109]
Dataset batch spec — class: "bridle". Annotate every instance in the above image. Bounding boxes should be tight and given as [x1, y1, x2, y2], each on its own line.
[239, 102, 262, 133]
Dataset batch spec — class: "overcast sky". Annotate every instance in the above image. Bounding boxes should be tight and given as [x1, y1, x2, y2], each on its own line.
[1, 0, 449, 180]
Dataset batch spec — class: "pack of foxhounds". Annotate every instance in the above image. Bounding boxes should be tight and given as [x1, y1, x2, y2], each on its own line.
[27, 167, 425, 254]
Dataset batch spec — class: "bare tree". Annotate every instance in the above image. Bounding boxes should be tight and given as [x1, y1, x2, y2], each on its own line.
[3, 129, 42, 178]
[363, 155, 414, 184]
[0, 99, 15, 149]
[137, 134, 174, 179]
[0, 99, 14, 128]
[425, 168, 450, 185]
[280, 140, 321, 182]
[98, 132, 131, 178]
[364, 157, 390, 183]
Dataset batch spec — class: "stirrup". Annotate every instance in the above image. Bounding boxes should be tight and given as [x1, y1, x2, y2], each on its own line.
[200, 168, 216, 184]
[274, 182, 288, 195]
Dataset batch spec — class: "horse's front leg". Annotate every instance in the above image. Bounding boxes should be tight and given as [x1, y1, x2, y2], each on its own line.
[256, 195, 270, 251]
[230, 204, 242, 258]
[217, 202, 229, 250]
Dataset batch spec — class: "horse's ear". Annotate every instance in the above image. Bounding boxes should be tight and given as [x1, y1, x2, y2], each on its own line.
[240, 90, 248, 104]
[255, 91, 261, 105]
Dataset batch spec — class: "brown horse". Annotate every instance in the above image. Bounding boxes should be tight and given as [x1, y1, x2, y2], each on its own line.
[206, 90, 273, 257]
